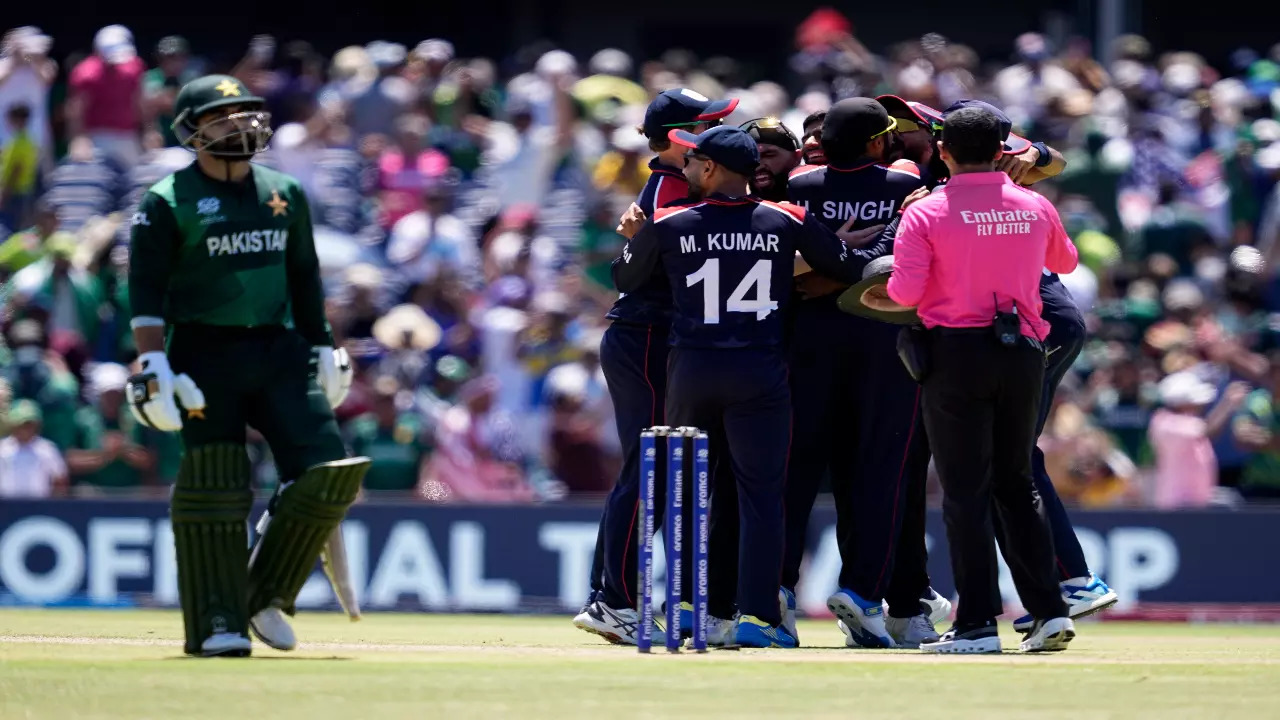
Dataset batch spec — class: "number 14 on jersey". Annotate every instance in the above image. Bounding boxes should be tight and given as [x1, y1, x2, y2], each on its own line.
[686, 259, 778, 324]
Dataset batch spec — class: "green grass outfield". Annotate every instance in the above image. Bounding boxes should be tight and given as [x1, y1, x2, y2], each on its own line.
[1, 610, 1278, 719]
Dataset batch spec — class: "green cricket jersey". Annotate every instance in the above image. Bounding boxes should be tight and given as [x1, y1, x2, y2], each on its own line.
[128, 162, 333, 346]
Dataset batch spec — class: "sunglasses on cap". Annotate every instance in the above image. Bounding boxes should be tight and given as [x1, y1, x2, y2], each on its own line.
[890, 117, 940, 133]
[683, 151, 711, 166]
[665, 118, 723, 129]
[868, 116, 899, 141]
[741, 116, 802, 151]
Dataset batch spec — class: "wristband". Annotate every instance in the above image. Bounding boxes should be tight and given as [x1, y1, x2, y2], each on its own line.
[1030, 142, 1052, 168]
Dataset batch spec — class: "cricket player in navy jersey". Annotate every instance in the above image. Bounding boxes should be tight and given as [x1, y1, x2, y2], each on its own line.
[615, 126, 867, 648]
[575, 88, 737, 645]
[878, 97, 1117, 641]
[741, 117, 802, 202]
[781, 97, 929, 649]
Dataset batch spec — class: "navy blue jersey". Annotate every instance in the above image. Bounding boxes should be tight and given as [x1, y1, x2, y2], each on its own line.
[605, 158, 689, 326]
[787, 158, 925, 260]
[614, 194, 865, 349]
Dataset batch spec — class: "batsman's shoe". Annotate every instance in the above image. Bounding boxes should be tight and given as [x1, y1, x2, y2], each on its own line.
[1019, 617, 1075, 653]
[829, 589, 895, 648]
[1012, 573, 1118, 633]
[660, 601, 697, 640]
[886, 613, 940, 649]
[922, 587, 953, 625]
[576, 589, 600, 618]
[734, 615, 798, 649]
[779, 587, 799, 645]
[920, 621, 1001, 654]
[706, 615, 738, 647]
[250, 606, 297, 651]
[573, 600, 665, 646]
[201, 632, 251, 658]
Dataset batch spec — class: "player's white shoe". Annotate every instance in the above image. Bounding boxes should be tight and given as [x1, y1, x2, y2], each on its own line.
[829, 589, 895, 648]
[886, 614, 940, 649]
[1019, 617, 1075, 652]
[250, 607, 297, 651]
[779, 587, 799, 645]
[201, 632, 251, 657]
[920, 622, 1001, 654]
[706, 615, 738, 647]
[573, 599, 665, 646]
[1013, 573, 1118, 633]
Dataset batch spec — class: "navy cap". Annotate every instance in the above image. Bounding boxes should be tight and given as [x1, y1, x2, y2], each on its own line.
[942, 100, 1032, 154]
[643, 88, 739, 138]
[668, 125, 760, 176]
[876, 95, 932, 127]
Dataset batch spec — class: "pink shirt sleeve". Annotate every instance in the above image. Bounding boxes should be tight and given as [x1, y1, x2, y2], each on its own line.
[887, 203, 933, 307]
[1041, 196, 1079, 275]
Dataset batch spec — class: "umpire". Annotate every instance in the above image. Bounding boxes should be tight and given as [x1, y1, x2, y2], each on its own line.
[884, 105, 1077, 654]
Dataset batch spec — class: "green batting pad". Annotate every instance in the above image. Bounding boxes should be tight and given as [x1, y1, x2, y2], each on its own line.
[247, 457, 369, 615]
[171, 444, 254, 655]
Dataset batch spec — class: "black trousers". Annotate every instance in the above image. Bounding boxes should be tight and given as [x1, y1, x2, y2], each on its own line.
[921, 329, 1067, 625]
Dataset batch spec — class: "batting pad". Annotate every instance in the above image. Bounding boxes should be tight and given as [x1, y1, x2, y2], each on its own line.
[247, 457, 370, 615]
[171, 444, 254, 655]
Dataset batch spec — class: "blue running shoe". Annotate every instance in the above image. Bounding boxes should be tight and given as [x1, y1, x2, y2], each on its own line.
[1013, 572, 1119, 633]
[734, 614, 799, 648]
[661, 601, 697, 640]
[778, 587, 799, 644]
[828, 589, 895, 648]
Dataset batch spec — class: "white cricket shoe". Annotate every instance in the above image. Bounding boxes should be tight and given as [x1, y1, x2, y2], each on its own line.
[201, 632, 251, 657]
[573, 600, 665, 646]
[706, 616, 738, 647]
[1013, 573, 1118, 633]
[250, 607, 297, 651]
[886, 614, 940, 649]
[1019, 617, 1075, 652]
[829, 589, 895, 648]
[920, 623, 1001, 654]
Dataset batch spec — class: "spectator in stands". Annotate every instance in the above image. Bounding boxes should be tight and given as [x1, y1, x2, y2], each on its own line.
[0, 27, 56, 169]
[0, 197, 61, 277]
[386, 180, 479, 286]
[420, 374, 535, 502]
[348, 375, 431, 492]
[1149, 373, 1249, 508]
[0, 319, 79, 451]
[0, 399, 67, 498]
[1232, 351, 1280, 499]
[67, 25, 145, 169]
[1, 103, 38, 230]
[11, 232, 104, 351]
[43, 135, 125, 233]
[141, 36, 196, 149]
[377, 113, 450, 230]
[347, 41, 414, 139]
[65, 362, 154, 492]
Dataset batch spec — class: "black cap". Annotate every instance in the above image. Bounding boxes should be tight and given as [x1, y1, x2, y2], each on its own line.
[822, 97, 896, 147]
[942, 100, 1032, 154]
[668, 126, 760, 176]
[739, 116, 801, 151]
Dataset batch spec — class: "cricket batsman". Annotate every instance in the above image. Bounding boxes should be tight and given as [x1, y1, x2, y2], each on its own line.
[126, 74, 366, 657]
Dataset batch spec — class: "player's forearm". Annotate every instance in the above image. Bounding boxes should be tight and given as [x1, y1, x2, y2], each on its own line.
[1022, 146, 1066, 185]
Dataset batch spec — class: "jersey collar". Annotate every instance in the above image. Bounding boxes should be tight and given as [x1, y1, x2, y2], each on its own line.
[648, 157, 685, 177]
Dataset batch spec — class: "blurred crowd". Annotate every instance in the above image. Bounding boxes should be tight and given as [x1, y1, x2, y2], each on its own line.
[2, 13, 1280, 507]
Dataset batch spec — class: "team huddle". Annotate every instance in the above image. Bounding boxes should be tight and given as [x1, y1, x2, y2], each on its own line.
[125, 72, 1117, 657]
[570, 88, 1120, 652]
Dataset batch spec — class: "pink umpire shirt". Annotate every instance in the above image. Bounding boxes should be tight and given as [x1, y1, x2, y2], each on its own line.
[886, 172, 1078, 340]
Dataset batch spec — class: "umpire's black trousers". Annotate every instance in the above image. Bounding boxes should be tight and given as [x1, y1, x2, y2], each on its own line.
[922, 328, 1067, 625]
